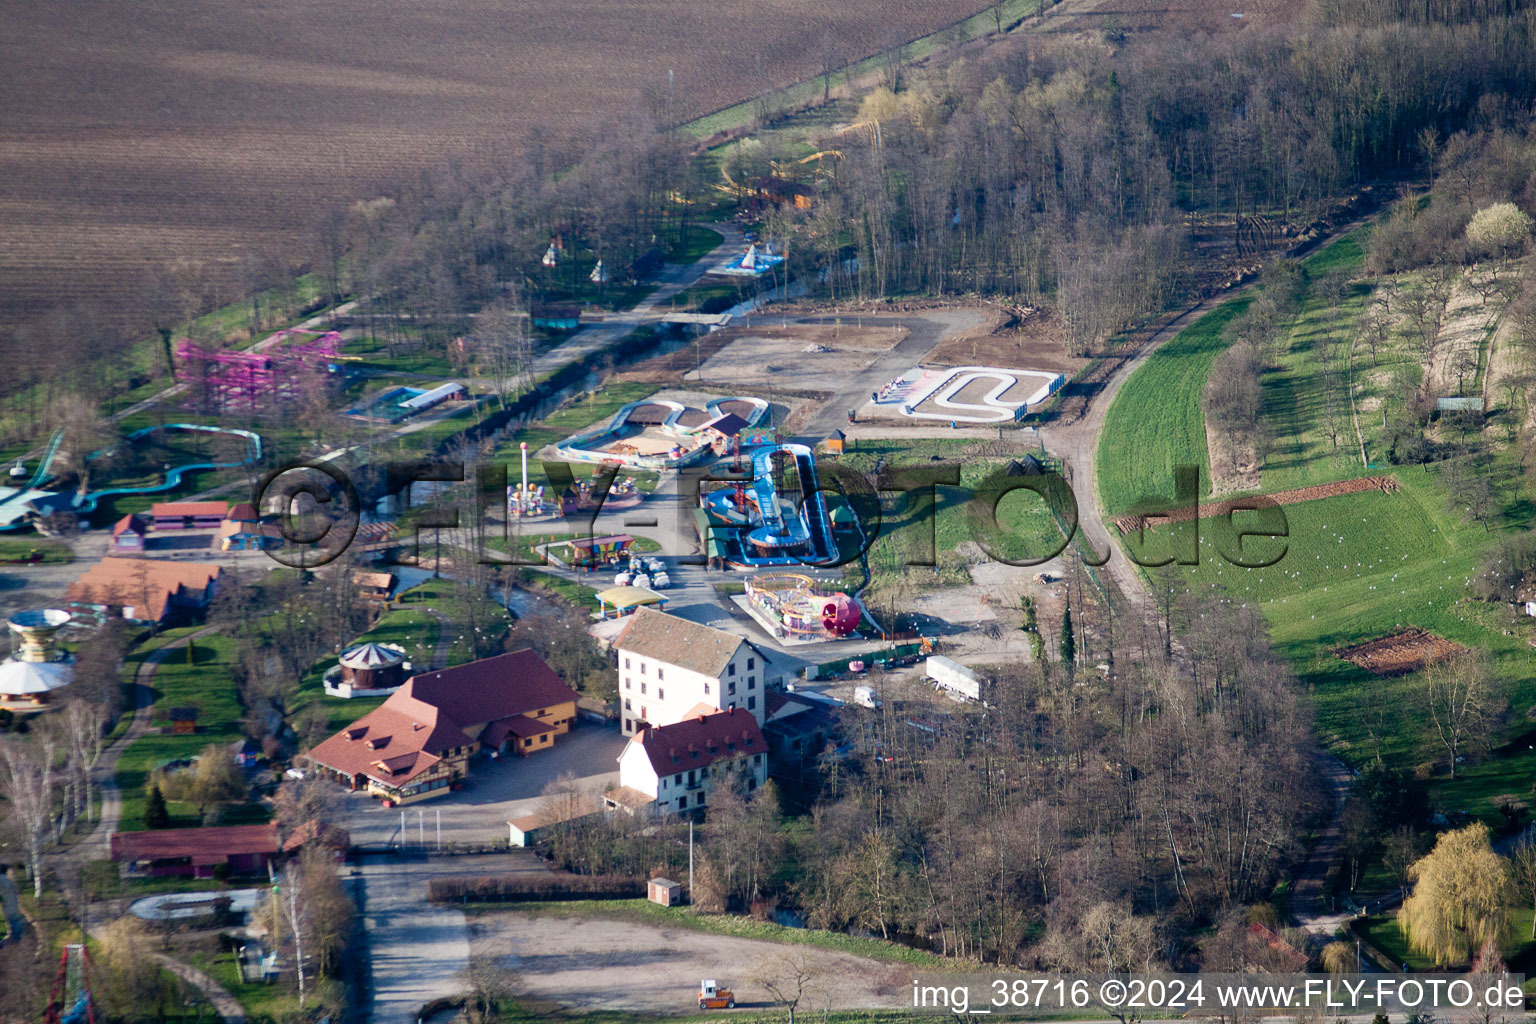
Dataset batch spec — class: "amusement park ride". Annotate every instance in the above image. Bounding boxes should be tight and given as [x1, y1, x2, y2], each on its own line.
[42, 944, 94, 1024]
[174, 329, 343, 413]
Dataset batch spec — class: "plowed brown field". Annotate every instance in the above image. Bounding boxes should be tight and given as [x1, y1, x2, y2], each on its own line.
[0, 0, 978, 329]
[1335, 628, 1469, 676]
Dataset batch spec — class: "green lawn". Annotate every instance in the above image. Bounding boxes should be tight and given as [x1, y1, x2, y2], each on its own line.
[115, 633, 269, 831]
[1357, 910, 1536, 972]
[284, 578, 516, 738]
[830, 437, 1066, 602]
[0, 537, 72, 563]
[1096, 231, 1369, 515]
[1096, 297, 1251, 516]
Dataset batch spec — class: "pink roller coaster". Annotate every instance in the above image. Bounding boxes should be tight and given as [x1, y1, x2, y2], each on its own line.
[175, 329, 343, 413]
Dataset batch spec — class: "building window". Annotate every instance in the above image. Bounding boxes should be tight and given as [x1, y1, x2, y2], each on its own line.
[695, 793, 705, 806]
[640, 663, 647, 675]
[678, 798, 686, 810]
[675, 773, 683, 784]
[640, 683, 647, 695]
[625, 677, 631, 690]
[728, 681, 736, 695]
[657, 668, 665, 680]
[727, 663, 736, 676]
[747, 657, 755, 670]
[748, 695, 756, 711]
[658, 688, 665, 700]
[624, 698, 632, 710]
[747, 676, 755, 688]
[704, 683, 710, 695]
[624, 657, 630, 669]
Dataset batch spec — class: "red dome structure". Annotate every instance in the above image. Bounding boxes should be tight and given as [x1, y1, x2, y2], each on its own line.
[820, 593, 861, 636]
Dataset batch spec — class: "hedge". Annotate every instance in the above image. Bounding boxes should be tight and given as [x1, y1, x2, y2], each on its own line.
[427, 873, 645, 904]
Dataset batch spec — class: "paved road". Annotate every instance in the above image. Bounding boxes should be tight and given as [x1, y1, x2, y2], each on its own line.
[786, 310, 989, 440]
[359, 851, 546, 1024]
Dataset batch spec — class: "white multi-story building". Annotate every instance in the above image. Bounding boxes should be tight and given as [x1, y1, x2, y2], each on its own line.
[614, 607, 766, 735]
[604, 706, 768, 817]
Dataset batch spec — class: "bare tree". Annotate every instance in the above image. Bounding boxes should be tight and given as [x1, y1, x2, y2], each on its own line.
[1510, 835, 1536, 940]
[754, 949, 825, 1024]
[62, 700, 108, 826]
[0, 736, 56, 897]
[1423, 654, 1497, 778]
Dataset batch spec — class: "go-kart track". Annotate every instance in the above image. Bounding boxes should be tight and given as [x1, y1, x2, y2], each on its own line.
[877, 365, 1065, 423]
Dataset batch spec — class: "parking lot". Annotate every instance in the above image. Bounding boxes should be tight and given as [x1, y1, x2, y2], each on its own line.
[338, 724, 628, 848]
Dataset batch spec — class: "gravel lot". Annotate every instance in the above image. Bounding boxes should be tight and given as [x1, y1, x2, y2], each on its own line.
[470, 910, 916, 1013]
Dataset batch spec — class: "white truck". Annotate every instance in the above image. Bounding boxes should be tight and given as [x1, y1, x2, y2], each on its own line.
[853, 685, 880, 709]
[925, 655, 980, 702]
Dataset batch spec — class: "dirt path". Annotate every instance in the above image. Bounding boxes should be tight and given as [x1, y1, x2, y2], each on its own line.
[471, 911, 916, 1014]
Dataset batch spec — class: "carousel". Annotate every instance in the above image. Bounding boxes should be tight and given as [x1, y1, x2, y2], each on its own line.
[0, 609, 75, 713]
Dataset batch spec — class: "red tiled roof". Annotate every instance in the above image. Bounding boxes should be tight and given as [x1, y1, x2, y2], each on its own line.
[226, 503, 259, 522]
[392, 649, 578, 728]
[482, 714, 556, 748]
[632, 707, 766, 777]
[111, 513, 147, 539]
[66, 557, 222, 622]
[304, 702, 469, 787]
[151, 501, 229, 518]
[110, 823, 278, 863]
[306, 649, 575, 786]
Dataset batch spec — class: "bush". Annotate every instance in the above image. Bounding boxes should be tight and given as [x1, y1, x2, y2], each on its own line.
[427, 872, 645, 904]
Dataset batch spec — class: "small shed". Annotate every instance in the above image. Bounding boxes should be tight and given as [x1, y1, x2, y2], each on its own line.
[1524, 601, 1536, 618]
[352, 570, 396, 604]
[219, 518, 271, 551]
[824, 429, 846, 456]
[111, 514, 149, 552]
[647, 877, 683, 907]
[168, 707, 199, 735]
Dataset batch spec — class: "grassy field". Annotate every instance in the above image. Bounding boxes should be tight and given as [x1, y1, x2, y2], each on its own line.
[115, 633, 269, 832]
[1096, 232, 1368, 515]
[1096, 298, 1252, 515]
[1097, 212, 1536, 814]
[831, 437, 1067, 601]
[0, 537, 72, 563]
[284, 578, 515, 738]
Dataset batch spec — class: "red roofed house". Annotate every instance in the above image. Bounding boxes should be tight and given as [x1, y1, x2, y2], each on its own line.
[150, 501, 228, 531]
[66, 557, 223, 625]
[110, 513, 148, 552]
[604, 707, 767, 818]
[304, 649, 580, 805]
[110, 823, 280, 878]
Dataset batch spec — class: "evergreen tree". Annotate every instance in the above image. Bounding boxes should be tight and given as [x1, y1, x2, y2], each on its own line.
[145, 782, 171, 829]
[1060, 603, 1076, 669]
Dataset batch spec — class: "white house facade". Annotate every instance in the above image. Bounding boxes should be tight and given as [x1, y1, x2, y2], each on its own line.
[614, 607, 766, 735]
[604, 707, 769, 817]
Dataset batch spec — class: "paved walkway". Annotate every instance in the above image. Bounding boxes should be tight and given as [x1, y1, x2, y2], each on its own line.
[155, 952, 247, 1024]
[359, 852, 545, 1024]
